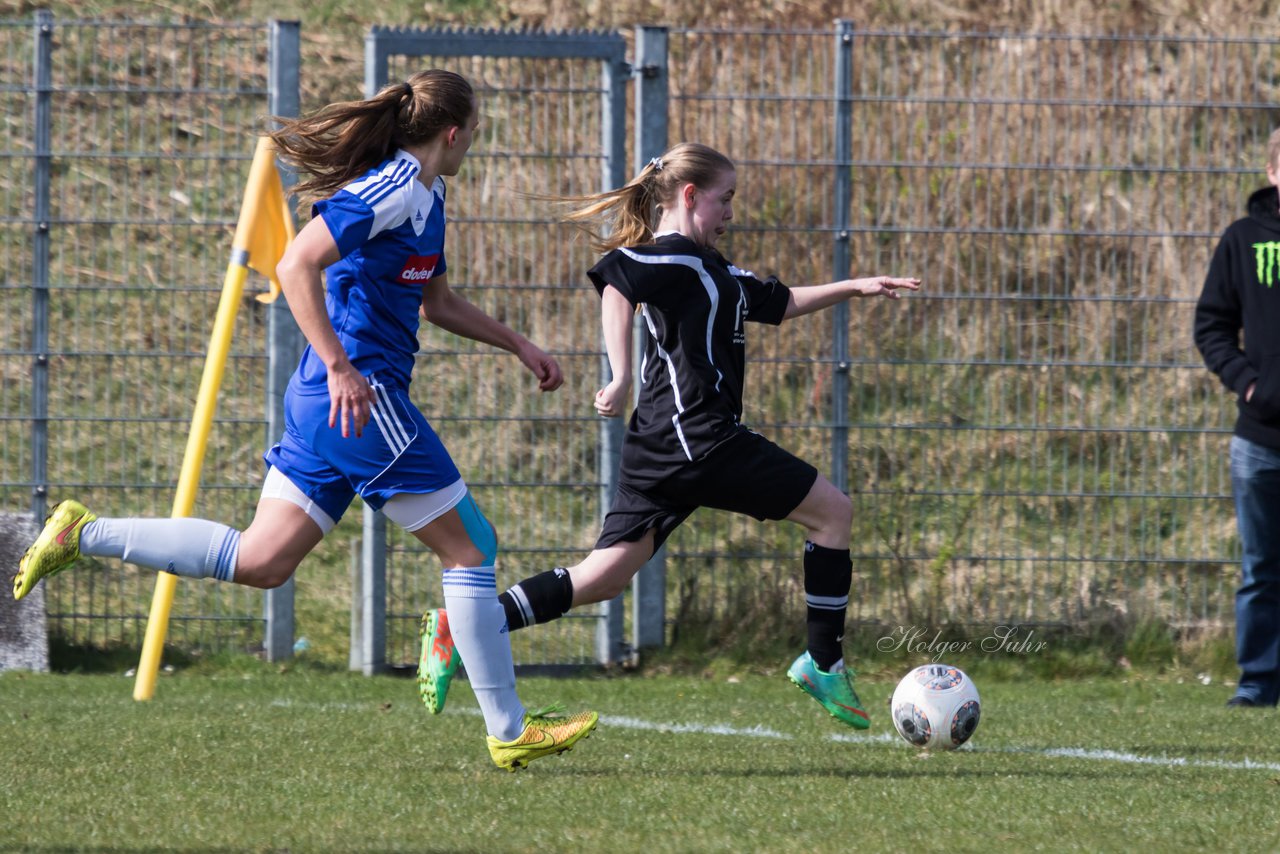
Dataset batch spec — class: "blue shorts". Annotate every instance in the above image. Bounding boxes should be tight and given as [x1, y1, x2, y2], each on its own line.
[263, 376, 461, 525]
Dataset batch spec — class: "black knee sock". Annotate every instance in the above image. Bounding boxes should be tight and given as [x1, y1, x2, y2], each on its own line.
[804, 542, 852, 671]
[498, 567, 574, 631]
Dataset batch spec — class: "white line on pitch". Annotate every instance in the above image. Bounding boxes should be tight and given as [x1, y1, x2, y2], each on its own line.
[982, 745, 1280, 773]
[602, 714, 794, 740]
[270, 700, 1280, 772]
[606, 715, 1280, 772]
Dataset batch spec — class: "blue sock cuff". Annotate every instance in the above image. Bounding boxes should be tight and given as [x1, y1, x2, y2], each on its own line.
[206, 528, 240, 582]
[442, 566, 497, 598]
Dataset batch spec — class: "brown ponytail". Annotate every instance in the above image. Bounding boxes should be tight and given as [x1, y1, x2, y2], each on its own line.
[269, 69, 475, 204]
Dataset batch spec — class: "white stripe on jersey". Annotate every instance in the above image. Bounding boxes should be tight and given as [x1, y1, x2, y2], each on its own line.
[342, 154, 438, 241]
[639, 304, 693, 461]
[352, 158, 416, 208]
[619, 248, 735, 461]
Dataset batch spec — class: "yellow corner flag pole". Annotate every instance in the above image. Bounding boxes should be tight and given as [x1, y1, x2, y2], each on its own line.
[134, 137, 296, 701]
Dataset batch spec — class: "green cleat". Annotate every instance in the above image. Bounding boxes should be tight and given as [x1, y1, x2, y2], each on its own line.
[13, 499, 97, 601]
[787, 651, 871, 730]
[486, 705, 598, 771]
[416, 608, 460, 714]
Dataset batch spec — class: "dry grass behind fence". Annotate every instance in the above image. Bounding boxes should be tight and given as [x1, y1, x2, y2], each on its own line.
[2, 3, 1277, 663]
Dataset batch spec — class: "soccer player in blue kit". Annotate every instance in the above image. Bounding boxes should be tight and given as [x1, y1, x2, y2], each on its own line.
[419, 141, 919, 732]
[13, 70, 596, 771]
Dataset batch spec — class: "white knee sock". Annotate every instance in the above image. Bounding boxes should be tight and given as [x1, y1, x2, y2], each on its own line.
[442, 566, 525, 741]
[79, 517, 240, 582]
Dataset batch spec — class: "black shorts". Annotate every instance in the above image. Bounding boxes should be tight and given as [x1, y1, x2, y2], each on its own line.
[595, 429, 819, 552]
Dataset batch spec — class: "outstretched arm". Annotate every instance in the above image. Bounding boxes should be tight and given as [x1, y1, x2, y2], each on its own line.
[594, 284, 634, 417]
[420, 274, 563, 392]
[783, 276, 921, 320]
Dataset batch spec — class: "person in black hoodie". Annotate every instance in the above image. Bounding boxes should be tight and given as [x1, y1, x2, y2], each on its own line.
[1194, 127, 1280, 708]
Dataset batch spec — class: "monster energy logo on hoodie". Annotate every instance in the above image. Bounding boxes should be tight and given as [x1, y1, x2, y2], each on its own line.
[1256, 241, 1280, 287]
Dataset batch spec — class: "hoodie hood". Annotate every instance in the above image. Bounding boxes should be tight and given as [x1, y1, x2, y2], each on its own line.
[1247, 185, 1280, 234]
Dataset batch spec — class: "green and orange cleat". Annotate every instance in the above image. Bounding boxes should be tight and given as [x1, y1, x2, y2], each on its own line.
[487, 705, 599, 771]
[13, 499, 96, 601]
[416, 608, 460, 714]
[787, 651, 871, 730]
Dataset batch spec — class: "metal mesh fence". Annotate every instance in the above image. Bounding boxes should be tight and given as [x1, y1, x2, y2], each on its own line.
[1, 19, 278, 651]
[379, 49, 620, 668]
[662, 28, 1279, 638]
[2, 20, 1273, 664]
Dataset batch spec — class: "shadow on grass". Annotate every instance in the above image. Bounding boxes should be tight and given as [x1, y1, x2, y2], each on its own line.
[547, 761, 1126, 783]
[47, 637, 347, 677]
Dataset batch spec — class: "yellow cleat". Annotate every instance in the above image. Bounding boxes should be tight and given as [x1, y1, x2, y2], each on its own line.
[487, 706, 598, 771]
[13, 499, 96, 601]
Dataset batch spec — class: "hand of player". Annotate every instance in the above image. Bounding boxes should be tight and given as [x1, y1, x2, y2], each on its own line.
[852, 276, 921, 298]
[595, 377, 631, 417]
[517, 341, 564, 392]
[327, 361, 377, 438]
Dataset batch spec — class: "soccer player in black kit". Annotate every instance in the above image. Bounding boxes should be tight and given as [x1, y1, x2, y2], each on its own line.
[419, 142, 919, 731]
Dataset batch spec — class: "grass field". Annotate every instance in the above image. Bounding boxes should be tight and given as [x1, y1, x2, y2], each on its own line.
[3, 661, 1278, 853]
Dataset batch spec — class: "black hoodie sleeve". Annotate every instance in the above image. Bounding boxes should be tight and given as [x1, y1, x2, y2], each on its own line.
[1194, 228, 1257, 399]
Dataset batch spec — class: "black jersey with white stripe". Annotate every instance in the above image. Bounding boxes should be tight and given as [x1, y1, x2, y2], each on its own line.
[587, 233, 791, 484]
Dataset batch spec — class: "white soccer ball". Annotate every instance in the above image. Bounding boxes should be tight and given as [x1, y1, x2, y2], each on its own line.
[890, 663, 981, 750]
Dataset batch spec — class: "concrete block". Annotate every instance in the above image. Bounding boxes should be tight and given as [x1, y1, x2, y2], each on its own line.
[0, 512, 47, 673]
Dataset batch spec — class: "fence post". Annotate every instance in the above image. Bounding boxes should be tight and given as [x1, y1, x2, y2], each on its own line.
[30, 10, 53, 522]
[830, 20, 855, 493]
[630, 25, 670, 655]
[355, 503, 387, 675]
[263, 20, 302, 662]
[353, 35, 391, 675]
[595, 48, 631, 666]
[364, 28, 389, 99]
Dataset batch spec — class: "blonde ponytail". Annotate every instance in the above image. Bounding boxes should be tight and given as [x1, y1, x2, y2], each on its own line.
[563, 142, 735, 253]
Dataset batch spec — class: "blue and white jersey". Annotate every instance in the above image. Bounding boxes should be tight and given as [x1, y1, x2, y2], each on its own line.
[291, 149, 448, 394]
